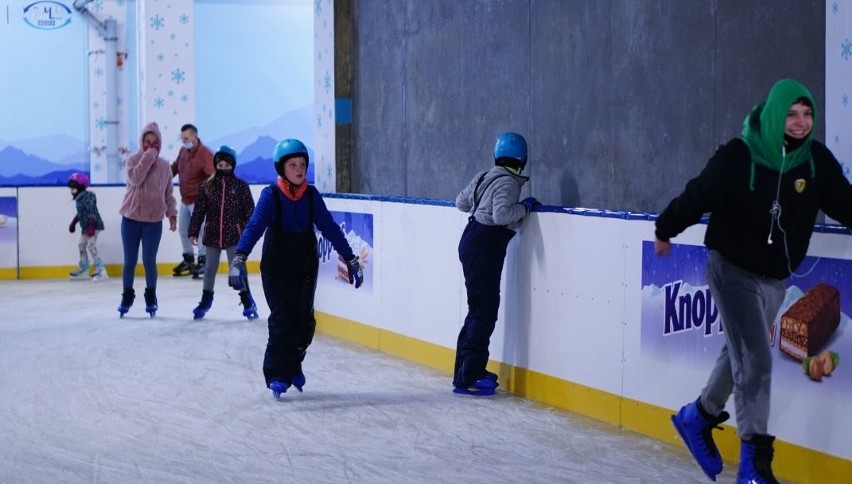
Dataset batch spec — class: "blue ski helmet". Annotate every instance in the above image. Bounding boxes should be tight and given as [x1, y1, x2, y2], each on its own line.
[214, 145, 238, 167]
[273, 138, 309, 163]
[493, 132, 527, 166]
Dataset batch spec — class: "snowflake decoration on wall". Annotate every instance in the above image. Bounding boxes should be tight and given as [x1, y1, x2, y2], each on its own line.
[323, 71, 331, 93]
[314, 0, 322, 16]
[168, 90, 174, 97]
[96, 117, 106, 129]
[95, 67, 104, 77]
[91, 0, 103, 13]
[843, 94, 849, 107]
[842, 39, 852, 61]
[833, 2, 839, 14]
[171, 68, 186, 84]
[179, 14, 190, 25]
[157, 53, 165, 62]
[316, 114, 322, 128]
[154, 97, 165, 108]
[181, 94, 189, 102]
[150, 15, 165, 31]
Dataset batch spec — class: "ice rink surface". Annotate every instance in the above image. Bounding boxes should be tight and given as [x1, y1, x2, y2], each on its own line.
[0, 275, 740, 483]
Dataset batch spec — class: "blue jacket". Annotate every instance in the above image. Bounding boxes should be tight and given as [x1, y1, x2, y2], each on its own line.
[236, 184, 353, 260]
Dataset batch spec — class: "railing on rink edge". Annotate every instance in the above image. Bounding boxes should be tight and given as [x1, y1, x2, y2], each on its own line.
[323, 192, 852, 235]
[6, 183, 850, 236]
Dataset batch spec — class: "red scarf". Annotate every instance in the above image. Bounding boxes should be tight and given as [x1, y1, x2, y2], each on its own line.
[277, 177, 308, 201]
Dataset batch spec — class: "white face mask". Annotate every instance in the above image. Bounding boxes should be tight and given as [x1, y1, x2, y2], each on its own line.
[182, 142, 195, 150]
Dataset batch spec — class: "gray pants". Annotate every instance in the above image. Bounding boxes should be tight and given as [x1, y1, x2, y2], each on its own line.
[700, 250, 785, 440]
[202, 245, 236, 292]
[179, 202, 205, 258]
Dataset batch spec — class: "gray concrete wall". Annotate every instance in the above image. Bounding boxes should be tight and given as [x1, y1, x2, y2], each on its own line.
[350, 0, 825, 212]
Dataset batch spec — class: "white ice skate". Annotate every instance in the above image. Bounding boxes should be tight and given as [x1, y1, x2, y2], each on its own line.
[69, 261, 90, 281]
[91, 260, 108, 282]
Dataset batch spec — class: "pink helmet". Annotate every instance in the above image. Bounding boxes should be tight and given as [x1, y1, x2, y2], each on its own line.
[68, 172, 90, 190]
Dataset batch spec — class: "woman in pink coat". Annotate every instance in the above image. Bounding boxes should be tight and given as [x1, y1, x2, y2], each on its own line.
[117, 122, 178, 317]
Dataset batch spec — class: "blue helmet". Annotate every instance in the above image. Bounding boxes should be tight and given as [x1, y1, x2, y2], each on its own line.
[214, 145, 238, 167]
[273, 139, 309, 166]
[493, 132, 527, 166]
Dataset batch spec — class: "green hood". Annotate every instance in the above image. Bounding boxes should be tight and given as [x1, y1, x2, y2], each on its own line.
[740, 78, 816, 189]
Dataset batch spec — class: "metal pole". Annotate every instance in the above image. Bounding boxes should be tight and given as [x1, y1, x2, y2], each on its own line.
[104, 19, 119, 182]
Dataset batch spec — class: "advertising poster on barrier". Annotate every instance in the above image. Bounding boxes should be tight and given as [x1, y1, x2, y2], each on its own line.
[316, 211, 373, 293]
[0, 196, 18, 269]
[641, 241, 851, 401]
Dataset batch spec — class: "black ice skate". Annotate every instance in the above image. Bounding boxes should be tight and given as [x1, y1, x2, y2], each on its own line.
[239, 290, 258, 320]
[191, 255, 206, 279]
[144, 287, 158, 317]
[193, 290, 213, 320]
[117, 288, 135, 318]
[173, 254, 196, 277]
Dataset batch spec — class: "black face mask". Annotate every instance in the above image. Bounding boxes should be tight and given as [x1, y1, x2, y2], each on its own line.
[783, 134, 807, 152]
[216, 167, 234, 176]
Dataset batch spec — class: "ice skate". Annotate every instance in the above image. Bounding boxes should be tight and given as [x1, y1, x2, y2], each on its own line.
[117, 288, 135, 317]
[239, 290, 259, 320]
[193, 290, 214, 320]
[69, 261, 89, 280]
[144, 287, 158, 317]
[292, 372, 306, 392]
[91, 260, 108, 282]
[191, 255, 206, 280]
[269, 380, 290, 400]
[453, 377, 498, 396]
[671, 398, 730, 481]
[737, 435, 779, 484]
[173, 254, 195, 277]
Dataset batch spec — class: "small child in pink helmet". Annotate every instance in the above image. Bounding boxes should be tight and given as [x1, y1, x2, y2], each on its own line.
[67, 172, 107, 281]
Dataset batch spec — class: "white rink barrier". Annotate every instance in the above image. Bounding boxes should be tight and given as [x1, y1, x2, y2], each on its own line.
[3, 185, 850, 481]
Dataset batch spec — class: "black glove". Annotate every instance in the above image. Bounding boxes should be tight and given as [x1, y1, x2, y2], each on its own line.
[69, 216, 79, 233]
[346, 255, 363, 289]
[228, 253, 247, 290]
[520, 197, 542, 214]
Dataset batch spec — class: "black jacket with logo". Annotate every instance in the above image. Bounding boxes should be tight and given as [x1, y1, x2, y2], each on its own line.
[656, 138, 852, 279]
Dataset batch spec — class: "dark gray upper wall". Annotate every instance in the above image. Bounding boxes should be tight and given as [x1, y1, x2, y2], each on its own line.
[351, 0, 825, 212]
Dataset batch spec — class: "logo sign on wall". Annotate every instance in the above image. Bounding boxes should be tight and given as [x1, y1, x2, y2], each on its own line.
[23, 1, 72, 30]
[316, 211, 374, 293]
[641, 240, 852, 400]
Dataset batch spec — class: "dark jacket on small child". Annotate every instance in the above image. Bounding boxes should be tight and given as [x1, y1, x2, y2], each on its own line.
[188, 172, 254, 249]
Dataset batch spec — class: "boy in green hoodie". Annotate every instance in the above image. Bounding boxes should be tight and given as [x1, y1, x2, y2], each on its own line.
[654, 79, 852, 483]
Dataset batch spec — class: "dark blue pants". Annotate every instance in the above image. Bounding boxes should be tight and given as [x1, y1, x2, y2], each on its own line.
[453, 220, 515, 387]
[120, 216, 163, 290]
[260, 228, 318, 387]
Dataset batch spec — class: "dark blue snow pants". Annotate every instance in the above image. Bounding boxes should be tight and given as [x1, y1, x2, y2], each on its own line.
[453, 219, 515, 387]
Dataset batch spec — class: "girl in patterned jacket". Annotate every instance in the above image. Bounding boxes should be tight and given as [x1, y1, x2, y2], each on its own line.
[67, 172, 107, 282]
[188, 145, 257, 320]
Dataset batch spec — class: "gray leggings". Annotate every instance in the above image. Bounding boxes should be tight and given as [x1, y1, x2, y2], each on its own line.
[700, 250, 785, 440]
[202, 246, 237, 292]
